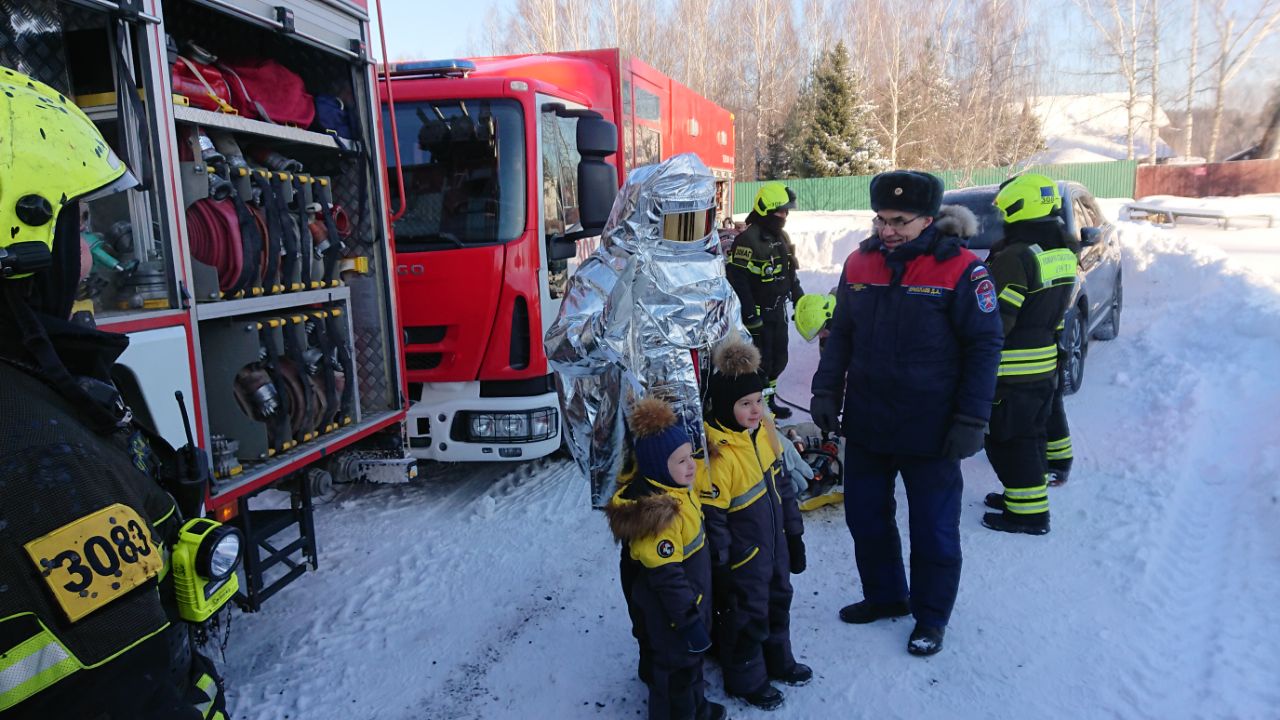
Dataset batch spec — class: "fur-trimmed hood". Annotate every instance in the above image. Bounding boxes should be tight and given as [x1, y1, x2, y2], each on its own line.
[605, 486, 680, 543]
[933, 204, 978, 239]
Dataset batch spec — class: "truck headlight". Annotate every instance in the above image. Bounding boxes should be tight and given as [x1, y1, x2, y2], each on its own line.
[530, 409, 557, 440]
[497, 414, 528, 439]
[197, 525, 243, 580]
[471, 414, 496, 439]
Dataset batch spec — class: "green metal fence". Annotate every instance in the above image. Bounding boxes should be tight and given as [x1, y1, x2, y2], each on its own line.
[733, 160, 1137, 214]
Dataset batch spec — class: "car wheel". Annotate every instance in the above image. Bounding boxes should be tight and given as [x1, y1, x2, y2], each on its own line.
[1092, 273, 1122, 341]
[1060, 306, 1086, 395]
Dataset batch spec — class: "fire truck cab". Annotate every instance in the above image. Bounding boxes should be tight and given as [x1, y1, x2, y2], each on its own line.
[382, 49, 735, 463]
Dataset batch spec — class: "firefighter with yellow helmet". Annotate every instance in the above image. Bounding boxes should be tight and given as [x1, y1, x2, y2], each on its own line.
[726, 182, 805, 419]
[0, 67, 234, 718]
[981, 173, 1080, 535]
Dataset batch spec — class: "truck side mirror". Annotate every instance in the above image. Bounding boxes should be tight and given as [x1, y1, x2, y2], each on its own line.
[573, 115, 618, 239]
[1080, 226, 1101, 246]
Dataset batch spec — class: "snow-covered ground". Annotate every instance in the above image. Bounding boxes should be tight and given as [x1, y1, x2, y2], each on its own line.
[219, 198, 1280, 720]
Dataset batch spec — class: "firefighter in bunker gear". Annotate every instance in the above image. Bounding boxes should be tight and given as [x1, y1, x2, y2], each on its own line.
[980, 174, 1080, 536]
[0, 66, 230, 719]
[606, 398, 725, 720]
[810, 170, 1003, 657]
[726, 183, 804, 420]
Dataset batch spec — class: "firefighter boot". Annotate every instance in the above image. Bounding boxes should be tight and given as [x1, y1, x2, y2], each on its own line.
[768, 394, 792, 420]
[984, 492, 1005, 510]
[982, 510, 1050, 535]
[907, 624, 945, 657]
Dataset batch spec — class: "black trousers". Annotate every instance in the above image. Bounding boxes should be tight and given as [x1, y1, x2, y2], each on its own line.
[749, 310, 789, 383]
[986, 381, 1055, 516]
[1046, 380, 1072, 474]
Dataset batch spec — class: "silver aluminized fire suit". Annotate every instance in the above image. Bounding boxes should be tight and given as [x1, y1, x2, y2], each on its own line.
[545, 153, 745, 506]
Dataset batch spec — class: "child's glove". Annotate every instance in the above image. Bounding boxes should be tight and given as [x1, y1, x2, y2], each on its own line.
[712, 565, 737, 613]
[680, 618, 712, 653]
[786, 533, 807, 574]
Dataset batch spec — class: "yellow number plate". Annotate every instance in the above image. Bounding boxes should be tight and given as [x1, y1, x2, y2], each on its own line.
[24, 503, 163, 623]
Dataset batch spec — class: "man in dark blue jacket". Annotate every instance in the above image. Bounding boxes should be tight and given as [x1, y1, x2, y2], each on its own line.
[809, 170, 1002, 656]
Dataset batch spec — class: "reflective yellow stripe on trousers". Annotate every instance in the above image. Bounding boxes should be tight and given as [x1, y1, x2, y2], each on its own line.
[0, 628, 80, 711]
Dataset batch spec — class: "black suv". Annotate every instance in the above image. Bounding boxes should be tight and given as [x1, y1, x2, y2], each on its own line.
[942, 181, 1123, 394]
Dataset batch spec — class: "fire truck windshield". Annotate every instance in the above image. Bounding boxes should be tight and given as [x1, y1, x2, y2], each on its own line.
[384, 99, 526, 251]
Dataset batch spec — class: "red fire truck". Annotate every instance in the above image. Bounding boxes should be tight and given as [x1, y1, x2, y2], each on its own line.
[5, 0, 410, 609]
[380, 49, 735, 463]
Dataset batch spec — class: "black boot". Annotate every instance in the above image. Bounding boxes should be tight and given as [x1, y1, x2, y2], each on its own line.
[907, 624, 945, 656]
[768, 395, 792, 420]
[770, 662, 812, 686]
[984, 492, 1005, 510]
[698, 700, 728, 720]
[982, 510, 1050, 535]
[762, 644, 811, 686]
[732, 682, 784, 711]
[838, 599, 910, 624]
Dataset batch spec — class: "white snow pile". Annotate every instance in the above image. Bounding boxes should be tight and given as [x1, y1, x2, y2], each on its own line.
[220, 200, 1280, 719]
[1028, 93, 1175, 165]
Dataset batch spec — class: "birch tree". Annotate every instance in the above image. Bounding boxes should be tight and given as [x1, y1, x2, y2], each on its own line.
[1206, 0, 1280, 160]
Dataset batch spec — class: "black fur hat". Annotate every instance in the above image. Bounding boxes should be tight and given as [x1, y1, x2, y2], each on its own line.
[870, 170, 945, 217]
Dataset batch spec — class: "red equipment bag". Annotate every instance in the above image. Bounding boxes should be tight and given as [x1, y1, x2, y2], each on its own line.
[171, 56, 235, 113]
[218, 59, 315, 127]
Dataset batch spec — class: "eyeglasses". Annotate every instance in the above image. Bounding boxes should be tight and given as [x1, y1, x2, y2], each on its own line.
[872, 214, 922, 229]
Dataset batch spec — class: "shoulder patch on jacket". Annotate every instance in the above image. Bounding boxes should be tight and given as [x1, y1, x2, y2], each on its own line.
[975, 278, 997, 313]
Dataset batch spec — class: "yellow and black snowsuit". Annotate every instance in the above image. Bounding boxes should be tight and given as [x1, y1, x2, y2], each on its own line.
[607, 477, 712, 720]
[985, 219, 1079, 522]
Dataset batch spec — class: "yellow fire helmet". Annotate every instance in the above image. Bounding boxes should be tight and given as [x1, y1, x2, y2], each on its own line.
[0, 66, 137, 279]
[794, 292, 836, 342]
[752, 182, 797, 216]
[993, 173, 1061, 224]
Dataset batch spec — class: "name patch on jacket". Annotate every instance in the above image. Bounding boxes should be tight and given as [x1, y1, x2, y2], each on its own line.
[906, 285, 945, 297]
[975, 279, 997, 313]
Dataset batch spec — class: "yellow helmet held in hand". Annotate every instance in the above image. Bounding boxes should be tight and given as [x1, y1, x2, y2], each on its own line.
[795, 293, 836, 342]
[993, 173, 1061, 224]
[752, 182, 797, 216]
[0, 66, 137, 279]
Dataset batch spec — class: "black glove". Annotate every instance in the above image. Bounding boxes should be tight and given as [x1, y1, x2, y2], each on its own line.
[786, 533, 806, 574]
[744, 313, 764, 332]
[712, 564, 737, 612]
[940, 414, 987, 460]
[680, 618, 712, 653]
[810, 394, 840, 434]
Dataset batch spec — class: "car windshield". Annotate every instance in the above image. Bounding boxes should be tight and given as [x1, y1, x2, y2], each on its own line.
[941, 187, 1003, 250]
[384, 99, 526, 251]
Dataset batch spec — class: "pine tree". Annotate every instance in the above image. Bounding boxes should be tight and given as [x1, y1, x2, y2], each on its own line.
[798, 41, 889, 177]
[761, 82, 814, 179]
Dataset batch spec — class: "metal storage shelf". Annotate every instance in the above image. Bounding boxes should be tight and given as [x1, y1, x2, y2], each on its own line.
[172, 105, 358, 151]
[208, 410, 403, 502]
[196, 285, 350, 320]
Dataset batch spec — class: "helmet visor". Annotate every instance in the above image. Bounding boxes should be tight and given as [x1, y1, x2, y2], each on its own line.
[79, 167, 140, 204]
[661, 208, 715, 242]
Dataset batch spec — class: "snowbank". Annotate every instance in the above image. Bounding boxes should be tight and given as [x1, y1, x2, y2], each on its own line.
[219, 206, 1280, 720]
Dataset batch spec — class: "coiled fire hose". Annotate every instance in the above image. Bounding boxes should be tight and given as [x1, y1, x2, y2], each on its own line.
[185, 198, 243, 292]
